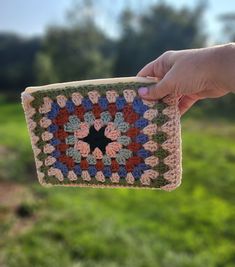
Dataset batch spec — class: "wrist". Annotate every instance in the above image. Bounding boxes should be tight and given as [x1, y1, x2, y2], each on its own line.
[214, 43, 235, 93]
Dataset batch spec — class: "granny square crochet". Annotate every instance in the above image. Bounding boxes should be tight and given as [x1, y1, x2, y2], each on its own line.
[22, 77, 181, 190]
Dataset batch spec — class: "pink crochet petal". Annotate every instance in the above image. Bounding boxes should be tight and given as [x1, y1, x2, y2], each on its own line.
[56, 95, 67, 108]
[110, 173, 120, 183]
[105, 122, 121, 141]
[143, 170, 159, 179]
[68, 170, 77, 181]
[35, 159, 43, 169]
[93, 147, 103, 159]
[143, 124, 157, 136]
[74, 122, 89, 138]
[28, 119, 37, 131]
[144, 156, 159, 167]
[140, 173, 151, 185]
[41, 131, 53, 141]
[74, 140, 90, 157]
[142, 99, 156, 107]
[88, 90, 100, 104]
[123, 89, 136, 103]
[48, 167, 64, 181]
[82, 170, 91, 181]
[31, 133, 40, 145]
[94, 119, 103, 131]
[40, 117, 52, 128]
[126, 172, 135, 184]
[143, 141, 158, 152]
[96, 171, 105, 182]
[45, 156, 56, 166]
[106, 90, 118, 103]
[43, 144, 55, 154]
[106, 142, 122, 157]
[72, 92, 83, 106]
[143, 109, 158, 121]
[39, 97, 53, 114]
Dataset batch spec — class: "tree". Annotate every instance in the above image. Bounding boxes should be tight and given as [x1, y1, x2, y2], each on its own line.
[36, 0, 114, 84]
[219, 13, 235, 42]
[114, 2, 206, 76]
[0, 33, 41, 93]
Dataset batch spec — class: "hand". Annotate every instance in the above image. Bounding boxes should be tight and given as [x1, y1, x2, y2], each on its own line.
[137, 43, 235, 114]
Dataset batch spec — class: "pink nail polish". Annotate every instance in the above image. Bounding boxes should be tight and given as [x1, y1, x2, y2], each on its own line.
[138, 87, 148, 96]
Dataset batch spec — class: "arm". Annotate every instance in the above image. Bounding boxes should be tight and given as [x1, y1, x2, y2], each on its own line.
[137, 43, 235, 114]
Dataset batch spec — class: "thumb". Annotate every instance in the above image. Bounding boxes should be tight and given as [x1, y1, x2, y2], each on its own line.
[137, 50, 177, 78]
[138, 73, 173, 100]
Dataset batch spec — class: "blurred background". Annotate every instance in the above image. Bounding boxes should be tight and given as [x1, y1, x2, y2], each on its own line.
[0, 0, 235, 266]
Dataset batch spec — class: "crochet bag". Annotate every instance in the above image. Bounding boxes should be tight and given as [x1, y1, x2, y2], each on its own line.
[21, 77, 182, 191]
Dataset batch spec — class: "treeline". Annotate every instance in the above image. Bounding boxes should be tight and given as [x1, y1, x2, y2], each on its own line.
[0, 1, 234, 118]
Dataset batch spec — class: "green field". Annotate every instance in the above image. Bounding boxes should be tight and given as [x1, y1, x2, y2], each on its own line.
[0, 103, 235, 267]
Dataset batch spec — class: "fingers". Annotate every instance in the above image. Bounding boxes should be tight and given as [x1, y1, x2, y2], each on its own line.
[137, 51, 178, 100]
[137, 51, 175, 79]
[178, 95, 199, 115]
[137, 61, 155, 77]
[138, 78, 172, 100]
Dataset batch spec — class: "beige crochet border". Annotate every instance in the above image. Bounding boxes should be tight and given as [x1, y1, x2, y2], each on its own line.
[22, 76, 182, 191]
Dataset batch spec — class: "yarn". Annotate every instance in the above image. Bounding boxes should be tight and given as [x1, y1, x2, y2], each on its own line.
[84, 111, 95, 125]
[72, 92, 83, 106]
[100, 111, 112, 124]
[65, 135, 76, 145]
[106, 90, 118, 103]
[119, 148, 132, 159]
[87, 154, 97, 165]
[82, 170, 91, 181]
[123, 89, 136, 103]
[75, 105, 85, 120]
[88, 165, 97, 176]
[132, 166, 142, 179]
[108, 103, 117, 117]
[116, 96, 126, 110]
[88, 90, 100, 104]
[98, 96, 109, 110]
[137, 149, 151, 158]
[74, 164, 82, 175]
[103, 166, 112, 177]
[110, 173, 120, 183]
[51, 150, 61, 158]
[105, 122, 121, 141]
[47, 102, 60, 120]
[66, 100, 75, 113]
[118, 166, 127, 178]
[134, 118, 149, 129]
[50, 138, 61, 146]
[117, 136, 131, 146]
[114, 112, 124, 124]
[136, 134, 148, 144]
[116, 122, 130, 133]
[48, 124, 58, 133]
[82, 98, 93, 110]
[22, 80, 181, 189]
[56, 95, 67, 108]
[92, 104, 102, 118]
[116, 154, 126, 165]
[102, 155, 111, 165]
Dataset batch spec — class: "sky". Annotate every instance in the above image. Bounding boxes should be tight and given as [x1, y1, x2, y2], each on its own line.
[0, 0, 234, 44]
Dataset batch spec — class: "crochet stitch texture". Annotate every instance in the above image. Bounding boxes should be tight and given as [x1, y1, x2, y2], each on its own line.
[22, 77, 182, 191]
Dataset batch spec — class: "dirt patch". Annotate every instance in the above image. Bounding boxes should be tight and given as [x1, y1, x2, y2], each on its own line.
[0, 182, 37, 238]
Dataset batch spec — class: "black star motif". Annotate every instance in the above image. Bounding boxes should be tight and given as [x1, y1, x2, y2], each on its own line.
[83, 126, 112, 153]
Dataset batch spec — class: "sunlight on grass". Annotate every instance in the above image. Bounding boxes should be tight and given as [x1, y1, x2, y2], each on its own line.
[0, 103, 235, 267]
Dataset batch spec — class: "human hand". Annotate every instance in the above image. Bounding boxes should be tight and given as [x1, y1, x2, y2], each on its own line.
[137, 43, 235, 114]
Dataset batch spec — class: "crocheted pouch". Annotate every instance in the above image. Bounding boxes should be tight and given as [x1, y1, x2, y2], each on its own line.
[21, 77, 182, 191]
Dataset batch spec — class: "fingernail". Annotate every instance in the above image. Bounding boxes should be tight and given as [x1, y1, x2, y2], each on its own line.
[138, 87, 148, 96]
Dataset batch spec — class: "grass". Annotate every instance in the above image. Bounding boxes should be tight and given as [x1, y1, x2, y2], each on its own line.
[0, 102, 235, 267]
